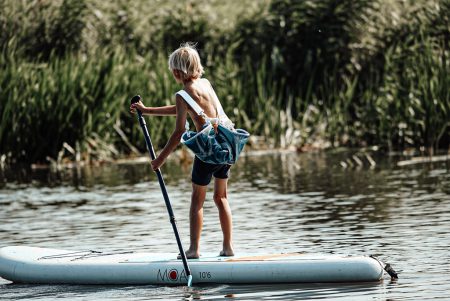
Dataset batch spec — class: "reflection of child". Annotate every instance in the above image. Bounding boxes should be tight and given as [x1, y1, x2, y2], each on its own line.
[130, 43, 234, 259]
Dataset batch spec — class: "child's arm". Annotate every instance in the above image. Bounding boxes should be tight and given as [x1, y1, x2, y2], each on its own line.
[130, 101, 176, 116]
[150, 95, 187, 170]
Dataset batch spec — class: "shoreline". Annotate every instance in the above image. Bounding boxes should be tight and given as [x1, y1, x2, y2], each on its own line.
[1, 143, 449, 172]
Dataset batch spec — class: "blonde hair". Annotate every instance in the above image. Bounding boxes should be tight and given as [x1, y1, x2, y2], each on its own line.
[168, 43, 204, 81]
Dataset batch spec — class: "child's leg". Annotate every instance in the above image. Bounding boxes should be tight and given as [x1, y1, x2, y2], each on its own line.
[186, 183, 207, 259]
[213, 178, 234, 256]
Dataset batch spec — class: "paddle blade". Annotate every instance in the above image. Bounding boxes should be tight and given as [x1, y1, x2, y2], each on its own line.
[187, 274, 193, 287]
[130, 95, 141, 105]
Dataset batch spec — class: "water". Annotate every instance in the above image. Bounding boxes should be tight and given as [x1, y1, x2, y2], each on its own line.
[1, 151, 449, 300]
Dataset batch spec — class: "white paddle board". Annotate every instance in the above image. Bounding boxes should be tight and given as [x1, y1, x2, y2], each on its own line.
[0, 246, 386, 285]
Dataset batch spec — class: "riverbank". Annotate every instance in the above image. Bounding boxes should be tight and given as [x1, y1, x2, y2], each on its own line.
[2, 145, 447, 176]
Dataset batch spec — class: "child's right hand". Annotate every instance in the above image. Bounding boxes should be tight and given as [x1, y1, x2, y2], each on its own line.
[130, 101, 146, 114]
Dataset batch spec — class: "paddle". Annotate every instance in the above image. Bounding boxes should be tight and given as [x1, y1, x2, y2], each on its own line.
[130, 95, 193, 287]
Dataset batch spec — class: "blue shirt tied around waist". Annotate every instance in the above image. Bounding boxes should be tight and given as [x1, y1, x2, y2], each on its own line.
[177, 90, 249, 165]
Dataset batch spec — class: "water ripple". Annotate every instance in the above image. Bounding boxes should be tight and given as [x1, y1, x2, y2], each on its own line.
[1, 151, 449, 300]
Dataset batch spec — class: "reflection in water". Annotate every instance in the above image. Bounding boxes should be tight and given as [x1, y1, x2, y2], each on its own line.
[0, 150, 449, 300]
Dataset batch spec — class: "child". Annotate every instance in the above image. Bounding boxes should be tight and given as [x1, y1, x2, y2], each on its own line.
[130, 43, 234, 259]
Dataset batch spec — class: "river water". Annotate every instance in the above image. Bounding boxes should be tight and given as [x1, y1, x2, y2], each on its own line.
[0, 151, 449, 300]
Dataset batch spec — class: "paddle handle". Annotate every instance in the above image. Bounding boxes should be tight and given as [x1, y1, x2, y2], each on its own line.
[131, 95, 192, 286]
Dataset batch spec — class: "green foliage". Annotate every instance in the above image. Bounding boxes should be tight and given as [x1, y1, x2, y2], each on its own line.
[375, 33, 449, 152]
[0, 0, 448, 164]
[150, 3, 217, 53]
[0, 0, 87, 60]
[232, 0, 376, 90]
[0, 48, 179, 163]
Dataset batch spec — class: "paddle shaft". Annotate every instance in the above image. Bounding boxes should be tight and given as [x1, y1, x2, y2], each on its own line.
[131, 96, 192, 283]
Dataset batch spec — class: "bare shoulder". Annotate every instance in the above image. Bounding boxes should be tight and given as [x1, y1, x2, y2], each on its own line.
[201, 78, 213, 87]
[175, 94, 187, 108]
[175, 93, 185, 102]
[184, 79, 210, 96]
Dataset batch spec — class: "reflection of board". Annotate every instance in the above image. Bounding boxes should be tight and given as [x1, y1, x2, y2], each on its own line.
[0, 246, 385, 285]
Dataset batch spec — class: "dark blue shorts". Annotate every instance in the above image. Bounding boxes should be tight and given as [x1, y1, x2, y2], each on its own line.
[191, 156, 231, 186]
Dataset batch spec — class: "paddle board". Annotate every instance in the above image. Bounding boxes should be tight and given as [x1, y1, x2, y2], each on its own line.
[0, 246, 387, 285]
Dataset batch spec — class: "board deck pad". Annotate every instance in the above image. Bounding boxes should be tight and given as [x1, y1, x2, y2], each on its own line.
[0, 246, 386, 285]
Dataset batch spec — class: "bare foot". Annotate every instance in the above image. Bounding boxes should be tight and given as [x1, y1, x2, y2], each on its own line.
[178, 249, 200, 259]
[219, 249, 234, 257]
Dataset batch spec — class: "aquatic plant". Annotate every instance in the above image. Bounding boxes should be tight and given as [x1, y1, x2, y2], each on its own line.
[0, 0, 448, 165]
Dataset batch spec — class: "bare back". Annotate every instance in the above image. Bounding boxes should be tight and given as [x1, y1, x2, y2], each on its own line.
[182, 78, 221, 131]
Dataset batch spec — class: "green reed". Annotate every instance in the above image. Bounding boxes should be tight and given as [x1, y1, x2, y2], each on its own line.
[1, 40, 448, 163]
[373, 33, 450, 153]
[0, 0, 448, 164]
[0, 47, 180, 163]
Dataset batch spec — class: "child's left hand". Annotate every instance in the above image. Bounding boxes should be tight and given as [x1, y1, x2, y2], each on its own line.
[151, 156, 165, 170]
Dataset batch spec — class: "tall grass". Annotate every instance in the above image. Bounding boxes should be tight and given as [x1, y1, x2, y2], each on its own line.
[374, 33, 449, 153]
[0, 48, 180, 163]
[0, 0, 448, 164]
